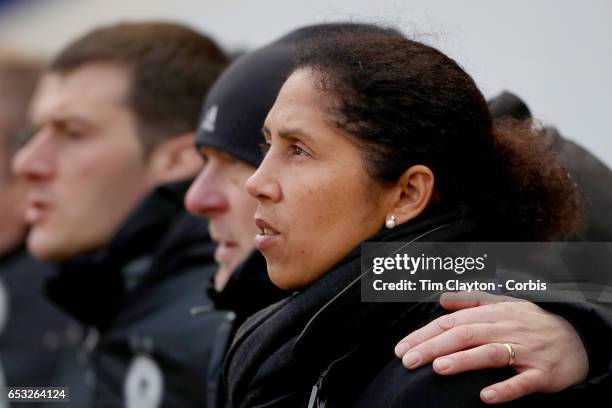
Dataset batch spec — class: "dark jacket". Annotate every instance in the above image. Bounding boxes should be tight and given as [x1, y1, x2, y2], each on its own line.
[224, 208, 502, 407]
[46, 180, 227, 407]
[0, 247, 89, 407]
[225, 207, 612, 408]
[540, 126, 612, 241]
[206, 250, 288, 408]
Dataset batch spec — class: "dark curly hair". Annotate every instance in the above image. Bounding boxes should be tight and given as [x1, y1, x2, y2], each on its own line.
[294, 23, 582, 241]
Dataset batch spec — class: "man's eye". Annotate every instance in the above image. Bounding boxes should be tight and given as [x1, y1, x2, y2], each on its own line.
[200, 153, 209, 166]
[65, 129, 84, 140]
[259, 141, 271, 155]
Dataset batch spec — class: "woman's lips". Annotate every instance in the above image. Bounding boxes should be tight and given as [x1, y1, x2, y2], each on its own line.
[254, 218, 280, 251]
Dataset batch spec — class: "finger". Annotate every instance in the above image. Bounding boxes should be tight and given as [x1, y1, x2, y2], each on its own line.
[395, 303, 516, 356]
[400, 323, 499, 369]
[480, 370, 543, 404]
[432, 343, 527, 375]
[440, 291, 524, 312]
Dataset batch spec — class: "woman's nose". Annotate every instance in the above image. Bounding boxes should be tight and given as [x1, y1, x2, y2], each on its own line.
[245, 155, 281, 203]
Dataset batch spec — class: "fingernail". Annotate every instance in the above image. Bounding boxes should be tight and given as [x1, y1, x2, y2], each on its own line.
[482, 389, 497, 402]
[433, 358, 453, 372]
[394, 341, 410, 357]
[402, 351, 421, 368]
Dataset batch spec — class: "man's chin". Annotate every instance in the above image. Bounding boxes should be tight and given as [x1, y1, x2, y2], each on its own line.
[27, 231, 75, 262]
[214, 265, 237, 292]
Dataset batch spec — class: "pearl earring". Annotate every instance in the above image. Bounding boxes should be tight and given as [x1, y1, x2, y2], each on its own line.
[385, 215, 396, 229]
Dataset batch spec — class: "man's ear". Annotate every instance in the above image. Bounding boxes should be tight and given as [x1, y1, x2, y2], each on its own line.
[146, 132, 202, 185]
[386, 165, 434, 226]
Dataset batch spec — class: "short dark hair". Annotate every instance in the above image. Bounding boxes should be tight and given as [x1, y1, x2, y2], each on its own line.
[294, 23, 582, 241]
[49, 21, 228, 153]
[0, 50, 43, 173]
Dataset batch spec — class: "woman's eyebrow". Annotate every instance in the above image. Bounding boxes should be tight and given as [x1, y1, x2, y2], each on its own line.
[262, 125, 317, 144]
[278, 128, 316, 143]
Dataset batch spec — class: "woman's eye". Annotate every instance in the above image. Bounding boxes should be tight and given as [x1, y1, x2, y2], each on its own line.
[291, 145, 309, 157]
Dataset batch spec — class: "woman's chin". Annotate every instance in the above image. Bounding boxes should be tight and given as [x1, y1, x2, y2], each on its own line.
[268, 268, 292, 291]
[268, 266, 304, 291]
[268, 264, 327, 292]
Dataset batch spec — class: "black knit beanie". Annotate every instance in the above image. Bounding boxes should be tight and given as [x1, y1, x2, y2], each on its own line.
[487, 91, 532, 121]
[194, 29, 302, 167]
[194, 23, 401, 167]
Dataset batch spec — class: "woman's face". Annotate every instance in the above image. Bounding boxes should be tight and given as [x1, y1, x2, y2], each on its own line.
[245, 69, 392, 290]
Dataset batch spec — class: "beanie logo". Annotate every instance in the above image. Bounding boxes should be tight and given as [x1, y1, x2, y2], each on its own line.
[201, 105, 218, 133]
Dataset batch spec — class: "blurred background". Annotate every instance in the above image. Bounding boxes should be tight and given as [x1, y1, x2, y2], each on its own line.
[0, 0, 610, 166]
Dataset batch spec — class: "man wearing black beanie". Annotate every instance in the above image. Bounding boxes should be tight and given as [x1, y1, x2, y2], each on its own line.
[184, 27, 306, 408]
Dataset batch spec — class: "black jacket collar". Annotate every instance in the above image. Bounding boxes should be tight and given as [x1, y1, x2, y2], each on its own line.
[208, 250, 288, 326]
[45, 180, 214, 331]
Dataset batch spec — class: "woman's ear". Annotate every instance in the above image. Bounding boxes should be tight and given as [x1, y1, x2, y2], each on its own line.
[146, 133, 202, 185]
[387, 165, 434, 226]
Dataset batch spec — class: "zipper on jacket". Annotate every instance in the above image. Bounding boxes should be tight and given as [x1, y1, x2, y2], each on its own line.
[189, 304, 213, 315]
[307, 368, 329, 408]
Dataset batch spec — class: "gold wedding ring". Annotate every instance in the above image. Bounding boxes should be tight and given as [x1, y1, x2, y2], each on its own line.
[503, 343, 516, 366]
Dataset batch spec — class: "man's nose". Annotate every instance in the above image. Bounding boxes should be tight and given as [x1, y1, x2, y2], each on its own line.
[184, 169, 229, 217]
[12, 129, 56, 181]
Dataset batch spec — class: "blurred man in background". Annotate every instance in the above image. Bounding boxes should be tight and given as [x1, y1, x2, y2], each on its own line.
[12, 22, 228, 407]
[0, 49, 86, 407]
